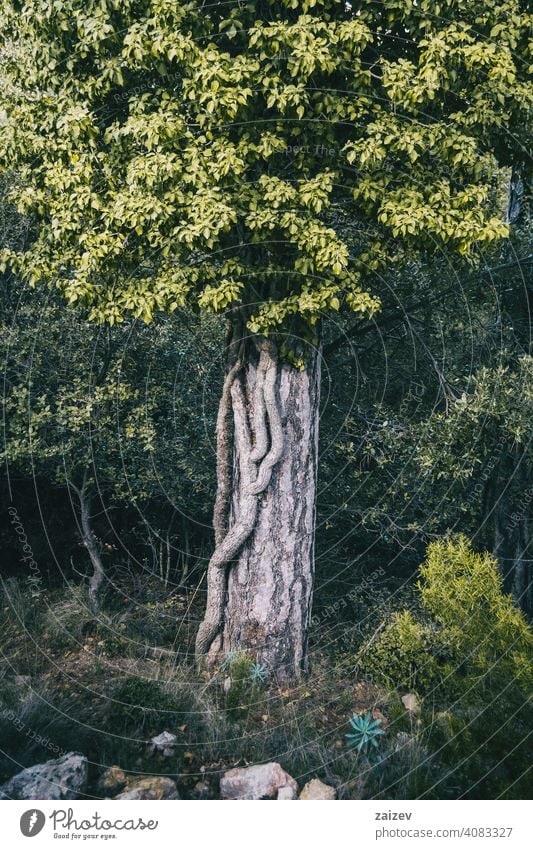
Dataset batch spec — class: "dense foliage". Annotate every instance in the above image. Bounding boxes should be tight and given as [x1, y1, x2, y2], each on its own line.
[357, 536, 532, 695]
[0, 0, 531, 802]
[1, 0, 529, 334]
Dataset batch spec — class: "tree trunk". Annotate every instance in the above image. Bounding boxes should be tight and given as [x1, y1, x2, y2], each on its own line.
[195, 337, 320, 681]
[487, 452, 532, 615]
[77, 481, 105, 616]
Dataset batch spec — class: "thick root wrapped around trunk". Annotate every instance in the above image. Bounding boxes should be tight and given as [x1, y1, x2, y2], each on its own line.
[195, 340, 320, 681]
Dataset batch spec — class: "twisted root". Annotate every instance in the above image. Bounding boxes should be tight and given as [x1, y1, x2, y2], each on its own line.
[248, 342, 284, 496]
[249, 347, 269, 463]
[212, 359, 241, 546]
[195, 341, 285, 666]
[195, 376, 258, 659]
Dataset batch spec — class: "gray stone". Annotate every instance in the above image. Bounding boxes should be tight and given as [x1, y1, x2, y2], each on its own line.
[299, 778, 336, 800]
[220, 762, 298, 800]
[0, 752, 87, 800]
[96, 766, 128, 797]
[114, 776, 179, 800]
[148, 731, 177, 758]
[401, 692, 420, 714]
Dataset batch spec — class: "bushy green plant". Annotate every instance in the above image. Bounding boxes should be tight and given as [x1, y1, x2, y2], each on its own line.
[418, 536, 533, 695]
[223, 652, 263, 721]
[357, 609, 450, 693]
[356, 536, 533, 798]
[357, 536, 532, 699]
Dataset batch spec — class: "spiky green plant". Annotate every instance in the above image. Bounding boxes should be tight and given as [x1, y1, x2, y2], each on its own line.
[250, 662, 267, 684]
[220, 650, 238, 673]
[346, 712, 385, 755]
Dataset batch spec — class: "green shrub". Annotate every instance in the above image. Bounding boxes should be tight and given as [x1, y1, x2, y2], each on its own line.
[108, 675, 195, 735]
[419, 536, 533, 695]
[356, 536, 533, 798]
[357, 536, 533, 700]
[356, 609, 450, 693]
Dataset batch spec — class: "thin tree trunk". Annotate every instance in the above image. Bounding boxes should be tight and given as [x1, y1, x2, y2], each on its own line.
[196, 337, 320, 681]
[488, 456, 532, 614]
[80, 492, 105, 615]
[70, 475, 105, 616]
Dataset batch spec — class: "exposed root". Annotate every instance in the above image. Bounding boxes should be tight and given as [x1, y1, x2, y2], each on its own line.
[195, 376, 259, 660]
[195, 341, 285, 667]
[212, 359, 241, 546]
[248, 343, 284, 496]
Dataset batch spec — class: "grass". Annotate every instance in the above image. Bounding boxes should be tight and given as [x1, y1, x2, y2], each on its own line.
[0, 576, 531, 799]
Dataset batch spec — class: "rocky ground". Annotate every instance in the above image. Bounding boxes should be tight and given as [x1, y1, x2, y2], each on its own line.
[0, 750, 342, 800]
[3, 577, 528, 800]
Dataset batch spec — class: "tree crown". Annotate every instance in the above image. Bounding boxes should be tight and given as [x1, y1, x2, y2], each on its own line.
[0, 0, 530, 332]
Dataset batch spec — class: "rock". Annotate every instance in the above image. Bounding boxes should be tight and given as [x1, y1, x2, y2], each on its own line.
[299, 778, 336, 800]
[114, 776, 179, 800]
[191, 780, 214, 800]
[148, 731, 177, 758]
[220, 762, 297, 800]
[96, 766, 128, 797]
[277, 785, 297, 800]
[0, 752, 88, 800]
[401, 693, 420, 714]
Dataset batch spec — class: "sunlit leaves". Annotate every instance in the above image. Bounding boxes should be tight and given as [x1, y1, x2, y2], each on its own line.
[0, 0, 528, 333]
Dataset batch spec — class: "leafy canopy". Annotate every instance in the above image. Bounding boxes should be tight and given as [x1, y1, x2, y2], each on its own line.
[0, 0, 530, 330]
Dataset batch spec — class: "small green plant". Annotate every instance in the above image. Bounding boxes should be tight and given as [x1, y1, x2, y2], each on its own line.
[250, 662, 267, 684]
[346, 711, 385, 754]
[223, 653, 265, 721]
[220, 650, 237, 673]
[221, 653, 267, 684]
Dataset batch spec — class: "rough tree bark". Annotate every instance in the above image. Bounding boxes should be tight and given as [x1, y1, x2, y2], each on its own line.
[195, 331, 321, 680]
